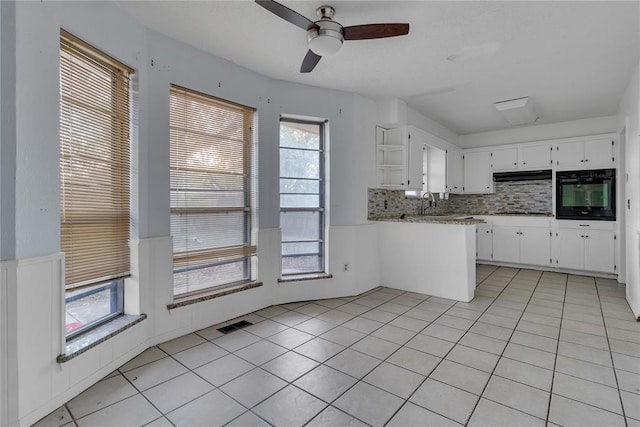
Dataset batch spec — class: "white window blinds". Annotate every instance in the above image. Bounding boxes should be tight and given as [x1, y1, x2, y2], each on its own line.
[59, 30, 132, 289]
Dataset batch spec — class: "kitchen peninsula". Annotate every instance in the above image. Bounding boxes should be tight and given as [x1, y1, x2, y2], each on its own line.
[372, 215, 483, 302]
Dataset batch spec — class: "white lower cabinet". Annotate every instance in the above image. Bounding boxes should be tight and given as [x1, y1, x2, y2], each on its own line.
[476, 222, 493, 261]
[475, 218, 617, 275]
[492, 224, 551, 267]
[554, 224, 616, 274]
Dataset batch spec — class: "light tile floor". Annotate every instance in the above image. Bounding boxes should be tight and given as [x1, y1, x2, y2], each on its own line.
[35, 265, 640, 427]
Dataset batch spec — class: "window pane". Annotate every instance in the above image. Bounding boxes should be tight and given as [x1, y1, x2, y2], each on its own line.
[174, 261, 247, 296]
[171, 191, 246, 208]
[279, 178, 319, 194]
[279, 123, 320, 150]
[282, 242, 320, 256]
[170, 85, 255, 297]
[65, 281, 122, 337]
[280, 148, 319, 179]
[280, 194, 320, 208]
[282, 255, 322, 275]
[171, 212, 246, 253]
[281, 211, 321, 242]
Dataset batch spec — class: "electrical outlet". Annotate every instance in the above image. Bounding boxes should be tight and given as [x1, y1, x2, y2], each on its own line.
[343, 262, 349, 272]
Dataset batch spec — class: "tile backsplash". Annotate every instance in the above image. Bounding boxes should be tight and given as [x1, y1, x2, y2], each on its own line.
[368, 179, 552, 218]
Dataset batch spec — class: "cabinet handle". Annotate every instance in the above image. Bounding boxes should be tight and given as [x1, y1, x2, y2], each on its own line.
[514, 162, 517, 165]
[580, 159, 584, 162]
[585, 159, 589, 162]
[585, 235, 589, 238]
[581, 235, 584, 238]
[523, 162, 526, 165]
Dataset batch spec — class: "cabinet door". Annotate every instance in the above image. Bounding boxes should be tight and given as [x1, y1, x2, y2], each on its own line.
[555, 142, 584, 169]
[584, 139, 614, 168]
[476, 223, 493, 261]
[464, 151, 493, 193]
[446, 148, 464, 193]
[554, 229, 584, 270]
[520, 227, 551, 266]
[584, 229, 615, 273]
[407, 137, 425, 191]
[520, 145, 552, 169]
[491, 148, 518, 171]
[492, 226, 520, 263]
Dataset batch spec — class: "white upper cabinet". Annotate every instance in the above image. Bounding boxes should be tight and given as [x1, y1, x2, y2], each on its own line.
[555, 137, 615, 169]
[407, 133, 425, 191]
[426, 145, 447, 193]
[519, 144, 553, 169]
[464, 151, 493, 193]
[491, 148, 518, 171]
[491, 144, 552, 171]
[375, 125, 448, 192]
[446, 147, 464, 194]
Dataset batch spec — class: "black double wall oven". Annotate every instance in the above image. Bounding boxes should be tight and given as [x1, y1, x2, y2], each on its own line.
[556, 169, 616, 221]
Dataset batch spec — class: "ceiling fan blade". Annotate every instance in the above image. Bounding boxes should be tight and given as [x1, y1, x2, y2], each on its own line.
[255, 0, 313, 31]
[300, 50, 321, 73]
[343, 23, 410, 40]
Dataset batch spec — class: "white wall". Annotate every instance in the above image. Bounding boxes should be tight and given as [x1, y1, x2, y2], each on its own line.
[0, 0, 16, 262]
[617, 61, 640, 318]
[2, 2, 382, 426]
[458, 116, 617, 149]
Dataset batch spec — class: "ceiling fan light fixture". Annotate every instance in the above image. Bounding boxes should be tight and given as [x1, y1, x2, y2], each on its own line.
[307, 21, 343, 56]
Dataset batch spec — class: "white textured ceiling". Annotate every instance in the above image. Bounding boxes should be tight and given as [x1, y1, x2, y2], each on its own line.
[117, 0, 640, 135]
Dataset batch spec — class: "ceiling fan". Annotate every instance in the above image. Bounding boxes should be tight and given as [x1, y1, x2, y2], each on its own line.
[255, 0, 410, 73]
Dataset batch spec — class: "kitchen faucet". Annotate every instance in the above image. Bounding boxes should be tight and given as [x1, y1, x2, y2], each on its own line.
[421, 191, 437, 214]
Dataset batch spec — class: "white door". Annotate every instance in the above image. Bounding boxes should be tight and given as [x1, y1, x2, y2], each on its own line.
[555, 228, 584, 270]
[520, 227, 551, 267]
[584, 138, 614, 168]
[491, 148, 518, 171]
[492, 226, 520, 263]
[584, 229, 616, 273]
[555, 142, 584, 169]
[476, 223, 493, 261]
[464, 151, 492, 193]
[520, 145, 552, 169]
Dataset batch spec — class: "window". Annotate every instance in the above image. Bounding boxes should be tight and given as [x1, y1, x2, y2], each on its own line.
[279, 119, 326, 276]
[59, 30, 132, 338]
[169, 85, 256, 298]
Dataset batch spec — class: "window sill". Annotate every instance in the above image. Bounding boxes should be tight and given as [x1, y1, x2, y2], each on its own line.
[167, 281, 263, 310]
[278, 273, 333, 284]
[57, 314, 147, 363]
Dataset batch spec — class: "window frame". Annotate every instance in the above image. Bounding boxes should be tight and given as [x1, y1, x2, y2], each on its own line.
[279, 117, 327, 277]
[59, 29, 132, 339]
[169, 85, 257, 299]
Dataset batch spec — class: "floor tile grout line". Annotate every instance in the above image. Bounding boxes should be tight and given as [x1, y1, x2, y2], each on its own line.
[299, 291, 445, 426]
[461, 268, 549, 425]
[544, 270, 568, 425]
[63, 403, 79, 427]
[382, 266, 521, 426]
[51, 269, 638, 427]
[298, 281, 498, 427]
[594, 275, 630, 426]
[217, 287, 428, 427]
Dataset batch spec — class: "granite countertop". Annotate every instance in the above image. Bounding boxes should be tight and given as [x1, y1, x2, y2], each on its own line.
[369, 210, 554, 224]
[369, 214, 485, 225]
